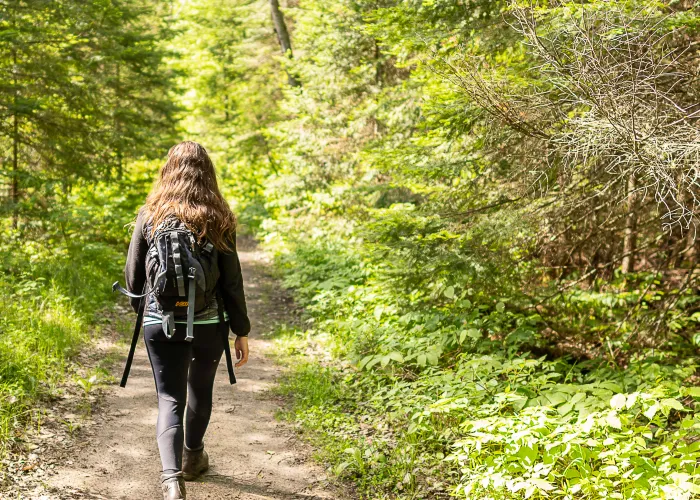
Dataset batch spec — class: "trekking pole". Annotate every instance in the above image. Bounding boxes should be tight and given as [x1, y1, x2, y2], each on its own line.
[113, 281, 147, 388]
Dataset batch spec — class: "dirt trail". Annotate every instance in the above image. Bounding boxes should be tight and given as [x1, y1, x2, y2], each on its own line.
[8, 242, 346, 499]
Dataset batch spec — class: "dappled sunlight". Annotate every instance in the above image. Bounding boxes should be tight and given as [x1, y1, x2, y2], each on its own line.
[2, 0, 700, 499]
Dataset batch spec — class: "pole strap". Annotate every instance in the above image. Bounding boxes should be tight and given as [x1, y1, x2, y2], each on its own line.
[113, 281, 148, 299]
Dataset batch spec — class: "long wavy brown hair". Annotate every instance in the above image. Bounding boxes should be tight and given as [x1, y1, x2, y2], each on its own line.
[144, 141, 236, 252]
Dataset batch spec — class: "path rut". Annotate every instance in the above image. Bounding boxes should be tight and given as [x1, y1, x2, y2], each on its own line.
[12, 242, 345, 499]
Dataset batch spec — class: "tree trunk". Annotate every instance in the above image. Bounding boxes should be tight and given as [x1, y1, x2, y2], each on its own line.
[269, 0, 300, 87]
[11, 114, 19, 229]
[621, 175, 638, 274]
[11, 46, 19, 229]
[115, 63, 123, 180]
[682, 226, 698, 263]
[374, 40, 382, 85]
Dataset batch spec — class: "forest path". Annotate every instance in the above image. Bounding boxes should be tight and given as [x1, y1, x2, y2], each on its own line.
[41, 241, 343, 500]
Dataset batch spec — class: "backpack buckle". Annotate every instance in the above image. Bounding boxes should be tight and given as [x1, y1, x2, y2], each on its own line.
[188, 267, 196, 280]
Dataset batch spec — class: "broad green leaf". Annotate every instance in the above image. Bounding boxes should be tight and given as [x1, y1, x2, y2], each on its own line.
[426, 352, 439, 366]
[387, 351, 404, 363]
[644, 404, 659, 420]
[557, 402, 573, 415]
[358, 355, 373, 369]
[335, 462, 351, 475]
[467, 328, 481, 340]
[530, 478, 555, 491]
[571, 392, 586, 405]
[684, 387, 700, 397]
[660, 398, 684, 412]
[602, 465, 619, 476]
[610, 393, 626, 410]
[365, 356, 381, 370]
[606, 412, 622, 429]
[459, 330, 467, 344]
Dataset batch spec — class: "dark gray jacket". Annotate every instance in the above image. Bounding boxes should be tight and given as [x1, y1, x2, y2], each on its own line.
[124, 210, 251, 336]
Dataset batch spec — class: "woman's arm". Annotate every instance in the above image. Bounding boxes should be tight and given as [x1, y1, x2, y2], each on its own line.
[124, 210, 149, 312]
[218, 232, 251, 337]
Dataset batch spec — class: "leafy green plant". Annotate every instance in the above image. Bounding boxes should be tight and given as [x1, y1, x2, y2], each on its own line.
[265, 219, 700, 499]
[75, 374, 100, 396]
[0, 167, 152, 456]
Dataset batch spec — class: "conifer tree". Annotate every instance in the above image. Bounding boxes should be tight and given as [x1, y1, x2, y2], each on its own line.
[0, 0, 177, 224]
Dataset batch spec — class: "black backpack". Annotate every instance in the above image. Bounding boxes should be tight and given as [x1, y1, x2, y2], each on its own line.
[144, 219, 220, 340]
[113, 218, 236, 387]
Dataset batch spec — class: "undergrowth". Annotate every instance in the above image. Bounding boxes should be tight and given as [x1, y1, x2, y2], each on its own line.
[0, 165, 154, 457]
[267, 208, 700, 500]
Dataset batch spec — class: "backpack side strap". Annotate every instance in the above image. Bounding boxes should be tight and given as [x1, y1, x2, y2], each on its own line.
[217, 288, 236, 385]
[171, 232, 187, 297]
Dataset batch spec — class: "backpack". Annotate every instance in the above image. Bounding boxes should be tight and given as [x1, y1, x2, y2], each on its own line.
[113, 217, 237, 388]
[144, 219, 220, 340]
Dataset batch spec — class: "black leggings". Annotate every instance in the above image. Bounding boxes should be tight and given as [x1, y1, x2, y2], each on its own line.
[144, 321, 226, 474]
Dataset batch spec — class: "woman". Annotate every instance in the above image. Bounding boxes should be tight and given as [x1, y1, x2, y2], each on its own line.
[124, 141, 250, 500]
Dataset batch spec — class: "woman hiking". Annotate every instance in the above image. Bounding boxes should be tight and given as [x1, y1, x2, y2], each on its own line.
[123, 141, 250, 499]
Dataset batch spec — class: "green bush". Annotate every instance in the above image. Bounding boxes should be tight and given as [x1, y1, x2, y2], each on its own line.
[268, 212, 700, 499]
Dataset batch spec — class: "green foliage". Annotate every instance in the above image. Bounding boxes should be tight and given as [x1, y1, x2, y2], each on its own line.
[269, 222, 700, 499]
[0, 0, 177, 221]
[1, 0, 686, 496]
[0, 165, 151, 455]
[175, 0, 700, 497]
[170, 0, 285, 231]
[0, 0, 174, 459]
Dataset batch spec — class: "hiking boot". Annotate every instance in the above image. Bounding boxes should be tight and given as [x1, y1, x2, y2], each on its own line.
[161, 472, 186, 500]
[183, 444, 209, 481]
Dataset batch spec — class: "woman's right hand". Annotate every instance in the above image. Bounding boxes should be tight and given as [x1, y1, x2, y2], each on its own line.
[234, 336, 249, 368]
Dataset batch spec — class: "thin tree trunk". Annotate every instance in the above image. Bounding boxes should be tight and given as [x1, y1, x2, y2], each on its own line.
[11, 114, 18, 229]
[116, 63, 123, 180]
[371, 41, 381, 137]
[621, 175, 638, 274]
[270, 0, 300, 87]
[11, 45, 19, 229]
[682, 225, 698, 263]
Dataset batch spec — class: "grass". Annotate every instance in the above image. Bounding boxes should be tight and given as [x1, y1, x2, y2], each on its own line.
[0, 241, 126, 455]
[0, 169, 153, 459]
[272, 327, 447, 500]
